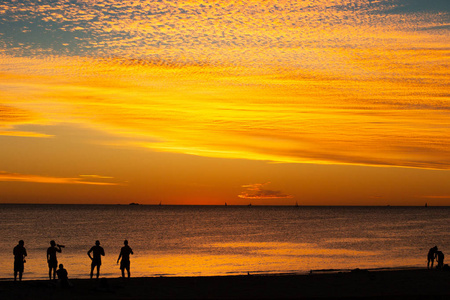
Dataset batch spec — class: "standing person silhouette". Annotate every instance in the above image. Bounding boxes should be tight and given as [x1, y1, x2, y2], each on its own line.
[13, 240, 27, 281]
[47, 240, 63, 280]
[117, 240, 134, 278]
[436, 250, 445, 269]
[88, 240, 105, 279]
[427, 246, 438, 269]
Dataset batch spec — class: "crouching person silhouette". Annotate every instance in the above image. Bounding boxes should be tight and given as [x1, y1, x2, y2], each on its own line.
[56, 264, 72, 288]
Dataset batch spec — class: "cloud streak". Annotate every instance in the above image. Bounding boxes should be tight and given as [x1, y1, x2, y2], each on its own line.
[0, 105, 52, 137]
[0, 171, 120, 186]
[238, 183, 293, 200]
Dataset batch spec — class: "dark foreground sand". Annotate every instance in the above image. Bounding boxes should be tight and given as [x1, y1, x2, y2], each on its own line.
[1, 269, 449, 299]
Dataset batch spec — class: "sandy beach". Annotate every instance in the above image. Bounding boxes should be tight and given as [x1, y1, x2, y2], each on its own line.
[1, 268, 449, 299]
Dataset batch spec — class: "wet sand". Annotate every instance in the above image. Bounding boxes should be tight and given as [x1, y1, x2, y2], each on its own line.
[1, 268, 449, 299]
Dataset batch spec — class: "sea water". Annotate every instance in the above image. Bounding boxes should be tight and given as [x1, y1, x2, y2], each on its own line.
[0, 204, 448, 280]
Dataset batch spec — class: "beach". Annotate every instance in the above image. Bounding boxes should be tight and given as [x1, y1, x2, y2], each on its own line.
[1, 268, 449, 299]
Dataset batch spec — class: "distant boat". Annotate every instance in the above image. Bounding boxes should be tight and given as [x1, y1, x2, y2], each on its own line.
[225, 202, 227, 206]
[248, 203, 252, 207]
[294, 201, 299, 207]
[425, 203, 428, 207]
[158, 202, 162, 206]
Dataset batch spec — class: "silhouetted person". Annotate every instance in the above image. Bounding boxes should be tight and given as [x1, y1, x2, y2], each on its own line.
[436, 250, 444, 269]
[88, 240, 105, 279]
[117, 240, 134, 278]
[13, 240, 27, 281]
[56, 264, 71, 288]
[427, 246, 438, 269]
[47, 240, 63, 280]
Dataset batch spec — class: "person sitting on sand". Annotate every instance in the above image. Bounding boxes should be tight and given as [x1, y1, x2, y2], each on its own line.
[88, 240, 105, 279]
[56, 264, 71, 288]
[427, 246, 438, 269]
[13, 240, 27, 281]
[117, 239, 134, 278]
[47, 240, 63, 280]
[435, 250, 444, 269]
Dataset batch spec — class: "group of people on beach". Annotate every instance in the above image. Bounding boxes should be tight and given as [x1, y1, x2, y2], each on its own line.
[13, 239, 133, 283]
[427, 246, 445, 269]
[13, 240, 447, 282]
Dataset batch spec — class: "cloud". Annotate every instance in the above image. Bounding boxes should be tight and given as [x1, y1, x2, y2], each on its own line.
[0, 105, 52, 138]
[0, 1, 448, 170]
[0, 130, 52, 138]
[381, 0, 450, 14]
[0, 105, 33, 123]
[238, 182, 293, 200]
[0, 171, 120, 186]
[1, 53, 449, 170]
[79, 174, 114, 179]
[1, 0, 447, 59]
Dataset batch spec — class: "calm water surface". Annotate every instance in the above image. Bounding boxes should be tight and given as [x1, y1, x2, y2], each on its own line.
[0, 205, 448, 280]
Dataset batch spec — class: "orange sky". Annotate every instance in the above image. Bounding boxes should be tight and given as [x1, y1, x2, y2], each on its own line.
[0, 0, 449, 205]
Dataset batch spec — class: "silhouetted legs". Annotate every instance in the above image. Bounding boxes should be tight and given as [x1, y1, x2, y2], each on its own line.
[14, 270, 23, 281]
[48, 257, 58, 280]
[121, 266, 130, 278]
[436, 251, 444, 269]
[49, 266, 57, 280]
[427, 257, 434, 269]
[90, 264, 101, 279]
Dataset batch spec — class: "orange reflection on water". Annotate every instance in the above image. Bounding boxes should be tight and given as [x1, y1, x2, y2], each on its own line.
[130, 242, 379, 277]
[210, 242, 376, 257]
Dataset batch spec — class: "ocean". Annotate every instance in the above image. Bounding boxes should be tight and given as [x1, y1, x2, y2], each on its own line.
[1, 205, 448, 280]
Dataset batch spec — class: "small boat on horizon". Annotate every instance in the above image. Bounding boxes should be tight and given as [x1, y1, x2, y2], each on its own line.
[294, 201, 299, 207]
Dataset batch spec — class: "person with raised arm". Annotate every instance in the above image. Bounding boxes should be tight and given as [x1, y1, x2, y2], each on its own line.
[47, 240, 63, 280]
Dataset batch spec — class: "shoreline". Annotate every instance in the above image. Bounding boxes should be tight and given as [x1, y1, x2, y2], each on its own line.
[0, 266, 425, 282]
[1, 268, 449, 299]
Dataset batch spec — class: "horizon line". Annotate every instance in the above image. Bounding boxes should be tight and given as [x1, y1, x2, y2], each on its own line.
[0, 203, 446, 207]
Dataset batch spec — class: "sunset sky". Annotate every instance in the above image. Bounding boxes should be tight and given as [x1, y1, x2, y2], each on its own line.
[1, 0, 449, 205]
